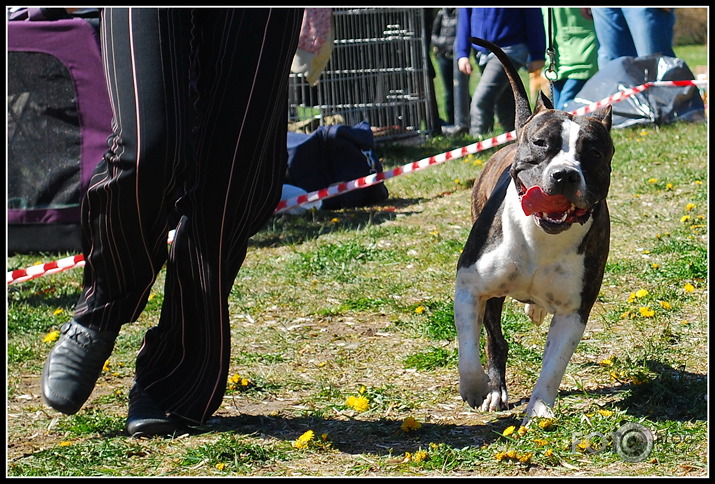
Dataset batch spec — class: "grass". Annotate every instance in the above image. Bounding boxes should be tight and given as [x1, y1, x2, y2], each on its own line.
[6, 47, 708, 477]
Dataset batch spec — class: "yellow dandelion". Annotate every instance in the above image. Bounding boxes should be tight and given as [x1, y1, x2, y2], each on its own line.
[685, 203, 696, 211]
[430, 230, 440, 236]
[53, 308, 64, 316]
[59, 441, 72, 447]
[215, 462, 226, 471]
[627, 292, 636, 303]
[454, 178, 461, 184]
[321, 433, 329, 442]
[631, 375, 650, 385]
[537, 418, 555, 430]
[415, 306, 426, 314]
[634, 289, 648, 298]
[403, 452, 413, 462]
[292, 430, 315, 449]
[517, 426, 528, 437]
[473, 158, 483, 166]
[331, 217, 340, 223]
[148, 293, 156, 301]
[518, 452, 533, 464]
[358, 385, 367, 394]
[102, 359, 110, 372]
[647, 177, 658, 184]
[599, 358, 613, 366]
[651, 263, 659, 269]
[598, 409, 613, 417]
[502, 425, 516, 437]
[495, 451, 508, 462]
[680, 215, 691, 223]
[665, 183, 673, 190]
[43, 330, 60, 343]
[659, 301, 671, 310]
[229, 374, 241, 384]
[639, 306, 655, 317]
[694, 180, 703, 185]
[506, 450, 518, 459]
[576, 439, 590, 452]
[401, 416, 422, 433]
[413, 450, 428, 463]
[684, 283, 695, 293]
[640, 129, 648, 136]
[544, 449, 554, 457]
[533, 438, 548, 447]
[346, 395, 370, 412]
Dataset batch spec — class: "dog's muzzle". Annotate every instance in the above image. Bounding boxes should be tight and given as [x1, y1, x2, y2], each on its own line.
[518, 184, 592, 234]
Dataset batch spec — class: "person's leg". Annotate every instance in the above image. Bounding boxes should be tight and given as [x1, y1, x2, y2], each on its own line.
[470, 56, 511, 136]
[591, 8, 637, 69]
[437, 53, 455, 125]
[622, 7, 676, 58]
[41, 7, 193, 416]
[556, 78, 587, 111]
[134, 8, 303, 424]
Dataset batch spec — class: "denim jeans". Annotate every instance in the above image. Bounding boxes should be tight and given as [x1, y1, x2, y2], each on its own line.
[469, 44, 528, 136]
[591, 8, 676, 69]
[551, 78, 588, 111]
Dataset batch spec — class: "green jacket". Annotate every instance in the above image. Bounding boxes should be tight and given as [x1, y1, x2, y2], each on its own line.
[542, 8, 599, 81]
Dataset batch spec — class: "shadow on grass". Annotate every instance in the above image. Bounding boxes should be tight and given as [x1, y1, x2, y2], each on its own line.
[249, 197, 426, 248]
[614, 360, 708, 422]
[197, 413, 513, 456]
[559, 359, 707, 422]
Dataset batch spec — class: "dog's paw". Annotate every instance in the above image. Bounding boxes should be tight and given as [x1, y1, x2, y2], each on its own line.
[480, 388, 509, 412]
[525, 303, 547, 326]
[459, 370, 490, 409]
[523, 398, 555, 425]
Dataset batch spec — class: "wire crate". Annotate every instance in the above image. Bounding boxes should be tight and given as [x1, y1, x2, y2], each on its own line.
[288, 8, 435, 143]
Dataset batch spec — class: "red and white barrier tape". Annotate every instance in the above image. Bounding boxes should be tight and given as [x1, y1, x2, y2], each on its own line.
[7, 79, 708, 285]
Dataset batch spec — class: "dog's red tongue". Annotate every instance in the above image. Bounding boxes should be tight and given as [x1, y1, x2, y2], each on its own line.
[521, 186, 572, 216]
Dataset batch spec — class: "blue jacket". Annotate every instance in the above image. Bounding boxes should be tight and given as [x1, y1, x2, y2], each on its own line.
[455, 8, 545, 63]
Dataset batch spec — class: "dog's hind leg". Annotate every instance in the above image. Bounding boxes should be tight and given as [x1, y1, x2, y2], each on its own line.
[481, 296, 509, 411]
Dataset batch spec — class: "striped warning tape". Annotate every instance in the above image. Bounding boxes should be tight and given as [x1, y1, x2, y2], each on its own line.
[7, 79, 708, 285]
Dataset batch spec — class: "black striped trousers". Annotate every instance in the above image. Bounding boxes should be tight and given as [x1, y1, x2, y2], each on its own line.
[72, 8, 303, 423]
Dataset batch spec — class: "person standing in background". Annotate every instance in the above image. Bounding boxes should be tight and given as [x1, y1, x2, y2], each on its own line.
[455, 8, 545, 138]
[590, 7, 676, 69]
[541, 7, 599, 110]
[431, 7, 459, 128]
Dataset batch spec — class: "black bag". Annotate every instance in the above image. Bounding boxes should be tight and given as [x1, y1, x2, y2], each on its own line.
[286, 121, 389, 210]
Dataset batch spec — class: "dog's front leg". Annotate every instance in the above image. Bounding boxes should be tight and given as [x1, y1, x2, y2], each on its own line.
[524, 314, 586, 423]
[454, 273, 490, 409]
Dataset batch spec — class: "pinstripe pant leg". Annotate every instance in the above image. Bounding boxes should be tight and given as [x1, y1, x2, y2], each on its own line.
[74, 8, 193, 330]
[132, 9, 303, 422]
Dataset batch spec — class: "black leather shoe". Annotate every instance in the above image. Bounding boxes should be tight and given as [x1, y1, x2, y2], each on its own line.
[41, 320, 118, 415]
[126, 384, 190, 437]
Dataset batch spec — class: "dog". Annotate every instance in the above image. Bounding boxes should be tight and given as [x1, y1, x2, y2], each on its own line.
[454, 37, 614, 424]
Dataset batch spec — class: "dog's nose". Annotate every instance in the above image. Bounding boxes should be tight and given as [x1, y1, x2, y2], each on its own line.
[551, 167, 580, 186]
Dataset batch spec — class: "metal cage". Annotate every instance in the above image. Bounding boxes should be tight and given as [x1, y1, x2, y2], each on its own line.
[288, 8, 435, 143]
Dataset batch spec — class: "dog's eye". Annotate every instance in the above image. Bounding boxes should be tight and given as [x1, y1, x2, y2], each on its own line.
[532, 138, 547, 148]
[590, 149, 602, 159]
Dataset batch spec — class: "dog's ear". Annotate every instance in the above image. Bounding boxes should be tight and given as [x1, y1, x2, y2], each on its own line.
[534, 90, 554, 113]
[589, 105, 613, 131]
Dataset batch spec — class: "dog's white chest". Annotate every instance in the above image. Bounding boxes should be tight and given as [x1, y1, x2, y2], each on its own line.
[465, 186, 591, 314]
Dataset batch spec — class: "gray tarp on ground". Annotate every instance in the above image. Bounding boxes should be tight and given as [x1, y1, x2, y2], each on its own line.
[563, 54, 706, 129]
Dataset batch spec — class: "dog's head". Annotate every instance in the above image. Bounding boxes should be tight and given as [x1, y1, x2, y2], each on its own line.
[469, 37, 614, 236]
[511, 92, 614, 235]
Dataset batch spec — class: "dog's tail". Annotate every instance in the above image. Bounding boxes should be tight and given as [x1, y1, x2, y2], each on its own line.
[469, 37, 534, 135]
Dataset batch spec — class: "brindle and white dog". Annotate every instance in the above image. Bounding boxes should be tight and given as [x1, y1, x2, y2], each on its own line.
[454, 37, 614, 423]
